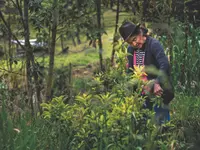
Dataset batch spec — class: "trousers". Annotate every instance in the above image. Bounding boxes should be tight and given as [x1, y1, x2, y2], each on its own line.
[143, 96, 170, 125]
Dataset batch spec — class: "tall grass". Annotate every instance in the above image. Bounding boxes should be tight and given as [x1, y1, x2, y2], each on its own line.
[0, 97, 72, 150]
[0, 90, 37, 150]
[160, 23, 200, 95]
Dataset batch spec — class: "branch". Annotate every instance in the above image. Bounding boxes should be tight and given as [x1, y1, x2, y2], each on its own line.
[10, 0, 18, 10]
[0, 11, 26, 51]
[0, 67, 25, 76]
[15, 0, 26, 29]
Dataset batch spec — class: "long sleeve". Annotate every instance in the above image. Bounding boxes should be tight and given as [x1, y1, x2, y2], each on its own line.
[151, 41, 170, 84]
[127, 45, 134, 73]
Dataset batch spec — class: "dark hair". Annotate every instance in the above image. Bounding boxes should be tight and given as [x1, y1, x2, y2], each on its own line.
[140, 27, 148, 36]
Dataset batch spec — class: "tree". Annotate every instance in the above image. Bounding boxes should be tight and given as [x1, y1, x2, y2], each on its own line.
[23, 0, 42, 114]
[24, 0, 35, 114]
[30, 0, 65, 101]
[30, 0, 98, 101]
[46, 0, 58, 101]
[96, 0, 104, 71]
[111, 0, 120, 66]
[5, 1, 13, 71]
[0, 0, 43, 114]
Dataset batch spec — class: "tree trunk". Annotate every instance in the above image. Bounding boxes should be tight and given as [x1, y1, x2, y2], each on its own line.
[0, 0, 5, 8]
[111, 0, 120, 66]
[110, 0, 114, 9]
[48, 26, 51, 53]
[76, 27, 81, 45]
[71, 33, 76, 46]
[24, 0, 34, 115]
[7, 2, 13, 112]
[60, 34, 64, 50]
[7, 3, 12, 71]
[46, 0, 58, 101]
[24, 0, 42, 113]
[68, 63, 73, 104]
[96, 0, 104, 71]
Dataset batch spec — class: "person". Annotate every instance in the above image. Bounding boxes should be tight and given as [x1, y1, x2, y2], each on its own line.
[119, 21, 174, 124]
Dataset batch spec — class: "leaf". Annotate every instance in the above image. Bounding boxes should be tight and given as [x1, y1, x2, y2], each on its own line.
[40, 103, 51, 110]
[136, 147, 143, 150]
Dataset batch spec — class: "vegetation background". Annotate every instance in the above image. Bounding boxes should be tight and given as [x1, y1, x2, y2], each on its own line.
[0, 0, 200, 149]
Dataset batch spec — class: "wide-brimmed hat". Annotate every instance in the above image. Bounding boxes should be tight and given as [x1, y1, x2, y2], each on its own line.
[119, 22, 140, 41]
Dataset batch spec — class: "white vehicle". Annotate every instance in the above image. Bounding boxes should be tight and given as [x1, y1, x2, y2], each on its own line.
[11, 39, 47, 47]
[11, 39, 48, 57]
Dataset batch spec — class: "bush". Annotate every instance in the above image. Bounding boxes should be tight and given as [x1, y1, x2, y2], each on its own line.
[1, 50, 200, 149]
[40, 52, 175, 149]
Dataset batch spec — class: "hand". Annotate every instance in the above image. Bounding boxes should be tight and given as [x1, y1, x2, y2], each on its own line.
[143, 85, 151, 93]
[154, 83, 163, 96]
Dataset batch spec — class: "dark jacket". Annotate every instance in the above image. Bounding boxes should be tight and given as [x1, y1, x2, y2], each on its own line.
[127, 36, 174, 104]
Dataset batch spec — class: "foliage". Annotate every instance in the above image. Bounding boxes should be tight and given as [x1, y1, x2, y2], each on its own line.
[52, 66, 72, 97]
[2, 89, 200, 150]
[0, 1, 200, 149]
[38, 50, 175, 150]
[158, 22, 200, 95]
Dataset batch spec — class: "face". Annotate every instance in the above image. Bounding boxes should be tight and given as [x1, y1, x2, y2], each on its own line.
[126, 32, 146, 48]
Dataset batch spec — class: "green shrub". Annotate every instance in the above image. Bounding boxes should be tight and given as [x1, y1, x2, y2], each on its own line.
[40, 52, 174, 149]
